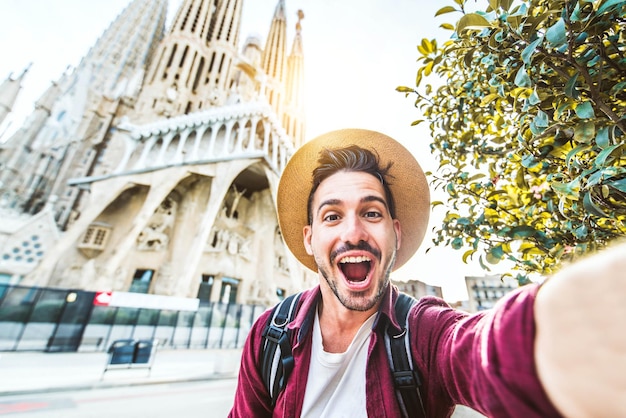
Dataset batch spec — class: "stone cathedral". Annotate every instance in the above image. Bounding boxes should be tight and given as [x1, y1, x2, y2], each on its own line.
[0, 0, 315, 307]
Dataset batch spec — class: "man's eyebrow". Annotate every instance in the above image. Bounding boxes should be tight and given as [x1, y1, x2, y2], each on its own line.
[362, 195, 389, 209]
[316, 196, 389, 214]
[317, 198, 341, 213]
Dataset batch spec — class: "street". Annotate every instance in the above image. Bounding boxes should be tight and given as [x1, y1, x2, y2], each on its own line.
[0, 378, 237, 417]
[0, 376, 484, 417]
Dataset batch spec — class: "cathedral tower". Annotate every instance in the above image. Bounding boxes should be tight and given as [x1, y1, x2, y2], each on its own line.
[0, 0, 168, 227]
[132, 0, 244, 122]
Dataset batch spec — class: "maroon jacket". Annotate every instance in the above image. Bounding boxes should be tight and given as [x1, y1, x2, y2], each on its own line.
[229, 284, 561, 417]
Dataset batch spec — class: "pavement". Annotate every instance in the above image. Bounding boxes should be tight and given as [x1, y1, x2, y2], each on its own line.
[0, 349, 488, 418]
[0, 348, 243, 396]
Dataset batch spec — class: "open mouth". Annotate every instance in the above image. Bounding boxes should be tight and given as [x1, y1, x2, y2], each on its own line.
[338, 256, 371, 283]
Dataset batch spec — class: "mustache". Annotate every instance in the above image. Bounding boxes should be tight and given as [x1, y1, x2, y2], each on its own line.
[330, 241, 381, 264]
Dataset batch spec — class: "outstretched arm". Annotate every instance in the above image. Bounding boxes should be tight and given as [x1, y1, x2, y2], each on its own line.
[534, 240, 626, 417]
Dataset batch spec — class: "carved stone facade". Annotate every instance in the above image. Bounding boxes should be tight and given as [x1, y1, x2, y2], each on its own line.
[1, 0, 314, 307]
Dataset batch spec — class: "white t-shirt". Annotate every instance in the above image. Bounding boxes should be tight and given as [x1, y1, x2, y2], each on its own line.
[301, 309, 377, 418]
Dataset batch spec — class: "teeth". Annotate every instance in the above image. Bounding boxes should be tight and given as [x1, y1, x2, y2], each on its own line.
[339, 256, 371, 263]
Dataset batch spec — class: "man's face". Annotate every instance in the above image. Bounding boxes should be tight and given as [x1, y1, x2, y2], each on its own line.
[303, 170, 401, 312]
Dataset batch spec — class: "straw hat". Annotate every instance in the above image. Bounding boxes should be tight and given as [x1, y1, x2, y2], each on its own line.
[277, 128, 430, 272]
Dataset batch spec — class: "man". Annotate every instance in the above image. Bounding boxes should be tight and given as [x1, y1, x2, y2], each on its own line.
[229, 129, 626, 417]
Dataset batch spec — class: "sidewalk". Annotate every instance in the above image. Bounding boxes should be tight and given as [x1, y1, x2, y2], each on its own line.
[0, 348, 242, 396]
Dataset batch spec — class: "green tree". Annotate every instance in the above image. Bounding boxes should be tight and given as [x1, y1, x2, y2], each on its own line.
[398, 0, 626, 282]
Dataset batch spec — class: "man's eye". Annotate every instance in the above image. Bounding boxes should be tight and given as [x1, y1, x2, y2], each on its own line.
[323, 214, 340, 222]
[364, 211, 382, 218]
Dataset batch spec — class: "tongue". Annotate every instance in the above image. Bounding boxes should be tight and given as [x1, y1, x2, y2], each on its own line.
[342, 262, 369, 282]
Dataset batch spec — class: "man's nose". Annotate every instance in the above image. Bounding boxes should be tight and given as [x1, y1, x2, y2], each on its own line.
[340, 214, 369, 244]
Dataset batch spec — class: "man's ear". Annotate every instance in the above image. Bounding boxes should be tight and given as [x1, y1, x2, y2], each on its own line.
[394, 219, 401, 250]
[303, 225, 313, 255]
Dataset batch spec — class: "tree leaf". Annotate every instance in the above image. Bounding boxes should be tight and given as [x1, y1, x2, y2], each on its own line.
[582, 191, 609, 217]
[596, 126, 610, 148]
[421, 38, 434, 54]
[487, 245, 505, 264]
[606, 177, 626, 193]
[500, 0, 514, 11]
[510, 225, 537, 239]
[462, 249, 476, 263]
[457, 13, 492, 33]
[435, 6, 458, 16]
[521, 37, 543, 65]
[564, 72, 580, 98]
[514, 67, 532, 87]
[545, 18, 567, 46]
[575, 101, 595, 119]
[595, 144, 623, 167]
[597, 0, 626, 15]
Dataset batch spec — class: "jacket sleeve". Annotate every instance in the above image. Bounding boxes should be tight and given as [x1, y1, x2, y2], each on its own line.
[228, 308, 274, 418]
[410, 285, 562, 418]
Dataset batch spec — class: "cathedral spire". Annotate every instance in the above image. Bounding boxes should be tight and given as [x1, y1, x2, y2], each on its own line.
[0, 64, 30, 127]
[284, 10, 306, 148]
[261, 0, 288, 119]
[76, 0, 168, 98]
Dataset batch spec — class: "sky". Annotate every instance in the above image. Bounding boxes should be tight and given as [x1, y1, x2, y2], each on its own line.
[0, 0, 495, 301]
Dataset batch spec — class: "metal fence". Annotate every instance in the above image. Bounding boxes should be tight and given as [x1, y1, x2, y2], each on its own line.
[0, 284, 266, 353]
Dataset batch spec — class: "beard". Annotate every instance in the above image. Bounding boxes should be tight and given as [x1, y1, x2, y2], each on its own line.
[315, 241, 397, 312]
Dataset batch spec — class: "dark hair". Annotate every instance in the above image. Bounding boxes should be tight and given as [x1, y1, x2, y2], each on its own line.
[307, 145, 395, 224]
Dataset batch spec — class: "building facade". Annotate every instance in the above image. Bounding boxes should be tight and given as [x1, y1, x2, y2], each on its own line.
[464, 274, 519, 313]
[393, 279, 443, 300]
[0, 0, 312, 307]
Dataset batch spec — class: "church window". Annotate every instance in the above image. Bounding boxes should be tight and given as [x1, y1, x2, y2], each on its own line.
[197, 274, 214, 305]
[217, 54, 225, 74]
[166, 44, 178, 69]
[186, 52, 198, 87]
[179, 46, 188, 67]
[208, 52, 216, 74]
[129, 269, 154, 294]
[193, 57, 205, 92]
[79, 223, 111, 251]
[219, 277, 239, 304]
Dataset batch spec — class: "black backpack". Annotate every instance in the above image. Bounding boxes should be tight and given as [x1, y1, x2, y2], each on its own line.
[260, 291, 426, 418]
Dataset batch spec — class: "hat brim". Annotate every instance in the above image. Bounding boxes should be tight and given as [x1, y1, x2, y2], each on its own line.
[277, 129, 430, 272]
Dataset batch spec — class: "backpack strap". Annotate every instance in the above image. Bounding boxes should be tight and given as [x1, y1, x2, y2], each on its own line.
[385, 293, 426, 418]
[261, 292, 302, 405]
